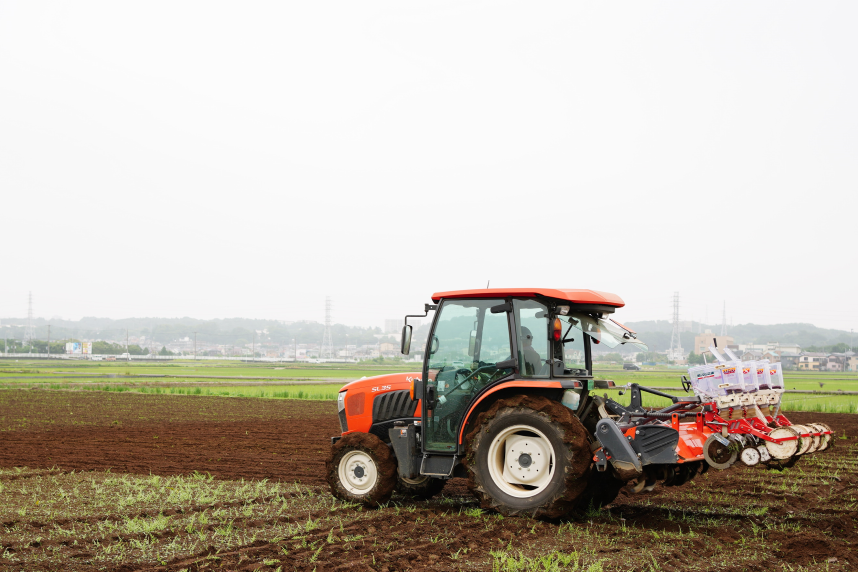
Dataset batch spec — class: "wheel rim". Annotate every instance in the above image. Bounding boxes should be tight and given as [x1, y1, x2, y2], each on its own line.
[487, 424, 555, 499]
[807, 423, 825, 452]
[740, 446, 760, 466]
[791, 425, 813, 455]
[400, 475, 429, 486]
[816, 423, 832, 451]
[338, 450, 378, 495]
[703, 435, 737, 470]
[765, 427, 800, 460]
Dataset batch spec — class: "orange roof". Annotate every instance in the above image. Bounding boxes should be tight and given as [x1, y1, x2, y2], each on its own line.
[431, 288, 625, 307]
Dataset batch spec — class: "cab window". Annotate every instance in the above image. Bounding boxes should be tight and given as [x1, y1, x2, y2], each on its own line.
[512, 299, 549, 378]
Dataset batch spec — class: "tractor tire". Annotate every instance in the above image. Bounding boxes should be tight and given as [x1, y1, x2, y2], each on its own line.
[574, 470, 625, 513]
[464, 395, 591, 518]
[395, 474, 446, 500]
[326, 432, 397, 507]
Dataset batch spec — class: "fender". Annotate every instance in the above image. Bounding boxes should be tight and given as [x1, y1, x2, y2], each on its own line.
[456, 380, 563, 444]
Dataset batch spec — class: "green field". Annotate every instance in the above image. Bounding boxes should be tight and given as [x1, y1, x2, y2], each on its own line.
[0, 359, 418, 381]
[1, 359, 856, 412]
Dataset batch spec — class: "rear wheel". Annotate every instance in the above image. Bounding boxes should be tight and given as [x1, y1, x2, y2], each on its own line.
[326, 432, 397, 507]
[395, 474, 446, 499]
[465, 395, 591, 518]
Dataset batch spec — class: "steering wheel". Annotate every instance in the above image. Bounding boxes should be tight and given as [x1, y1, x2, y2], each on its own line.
[445, 365, 494, 394]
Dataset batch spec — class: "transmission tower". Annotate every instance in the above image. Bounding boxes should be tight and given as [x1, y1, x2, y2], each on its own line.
[24, 291, 35, 344]
[721, 301, 726, 336]
[320, 296, 334, 360]
[668, 292, 683, 362]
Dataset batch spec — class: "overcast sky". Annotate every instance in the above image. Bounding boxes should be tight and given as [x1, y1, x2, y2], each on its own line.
[1, 1, 856, 331]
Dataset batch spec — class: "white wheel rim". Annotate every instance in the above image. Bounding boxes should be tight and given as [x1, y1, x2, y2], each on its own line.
[816, 423, 831, 451]
[791, 425, 813, 455]
[400, 475, 429, 485]
[338, 450, 378, 494]
[765, 427, 800, 460]
[806, 423, 823, 453]
[487, 424, 555, 499]
[740, 447, 760, 466]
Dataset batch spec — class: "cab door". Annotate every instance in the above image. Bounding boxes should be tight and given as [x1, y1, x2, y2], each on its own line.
[422, 298, 513, 452]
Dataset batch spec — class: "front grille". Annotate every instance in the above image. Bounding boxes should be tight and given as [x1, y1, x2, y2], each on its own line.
[372, 390, 419, 423]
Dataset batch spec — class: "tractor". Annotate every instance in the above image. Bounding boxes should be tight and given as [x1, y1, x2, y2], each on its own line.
[325, 288, 831, 517]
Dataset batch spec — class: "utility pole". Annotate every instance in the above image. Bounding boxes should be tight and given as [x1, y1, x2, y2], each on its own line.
[292, 338, 295, 362]
[126, 328, 130, 361]
[252, 331, 255, 362]
[668, 292, 683, 363]
[47, 325, 50, 358]
[194, 332, 197, 360]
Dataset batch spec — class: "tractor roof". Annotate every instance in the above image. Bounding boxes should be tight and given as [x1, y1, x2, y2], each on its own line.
[431, 288, 625, 308]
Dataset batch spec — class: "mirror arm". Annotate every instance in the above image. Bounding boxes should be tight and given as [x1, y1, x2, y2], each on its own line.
[404, 304, 437, 327]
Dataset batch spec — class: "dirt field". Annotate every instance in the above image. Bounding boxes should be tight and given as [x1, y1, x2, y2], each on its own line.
[0, 389, 856, 571]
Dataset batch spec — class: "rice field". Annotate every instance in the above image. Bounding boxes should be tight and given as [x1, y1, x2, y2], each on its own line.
[1, 360, 856, 412]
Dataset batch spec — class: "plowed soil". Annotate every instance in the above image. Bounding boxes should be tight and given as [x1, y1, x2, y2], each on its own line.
[0, 388, 856, 571]
[0, 390, 337, 483]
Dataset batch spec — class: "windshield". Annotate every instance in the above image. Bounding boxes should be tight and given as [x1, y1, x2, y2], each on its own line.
[564, 312, 648, 351]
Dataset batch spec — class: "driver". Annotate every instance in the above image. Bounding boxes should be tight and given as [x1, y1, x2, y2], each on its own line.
[520, 327, 541, 375]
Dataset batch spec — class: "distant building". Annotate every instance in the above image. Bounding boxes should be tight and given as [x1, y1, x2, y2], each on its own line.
[694, 331, 734, 354]
[797, 352, 827, 371]
[384, 319, 400, 334]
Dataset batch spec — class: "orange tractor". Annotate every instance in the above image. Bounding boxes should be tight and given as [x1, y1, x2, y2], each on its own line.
[326, 288, 832, 517]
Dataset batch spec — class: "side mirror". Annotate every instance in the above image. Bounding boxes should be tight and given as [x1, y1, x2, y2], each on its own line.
[401, 325, 413, 355]
[467, 330, 477, 357]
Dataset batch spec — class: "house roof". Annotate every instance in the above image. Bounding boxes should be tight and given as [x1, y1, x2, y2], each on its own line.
[430, 288, 624, 307]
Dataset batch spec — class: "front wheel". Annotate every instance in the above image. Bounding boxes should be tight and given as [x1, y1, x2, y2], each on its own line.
[466, 395, 591, 518]
[326, 432, 397, 507]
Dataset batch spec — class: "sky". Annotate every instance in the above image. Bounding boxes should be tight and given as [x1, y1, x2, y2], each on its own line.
[1, 1, 856, 331]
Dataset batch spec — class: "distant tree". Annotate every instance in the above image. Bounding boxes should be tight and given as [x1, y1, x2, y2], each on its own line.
[159, 346, 174, 356]
[687, 352, 705, 365]
[807, 342, 849, 354]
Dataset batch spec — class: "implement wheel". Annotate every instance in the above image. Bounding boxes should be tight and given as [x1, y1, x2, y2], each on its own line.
[703, 435, 737, 470]
[326, 432, 397, 507]
[465, 395, 591, 518]
[395, 474, 446, 500]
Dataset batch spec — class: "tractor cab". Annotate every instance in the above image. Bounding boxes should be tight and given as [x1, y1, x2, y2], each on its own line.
[404, 291, 646, 455]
